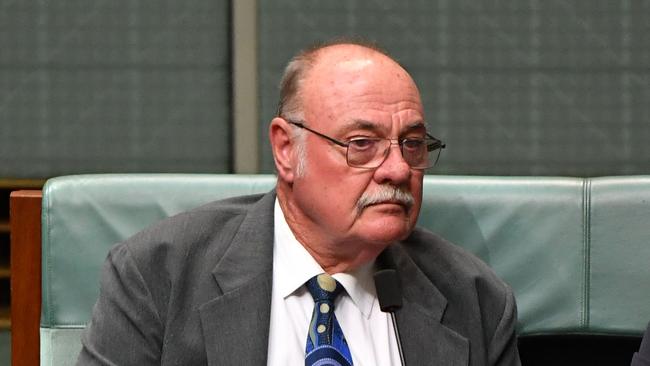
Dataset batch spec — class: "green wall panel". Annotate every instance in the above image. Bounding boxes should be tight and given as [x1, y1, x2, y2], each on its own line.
[258, 0, 650, 176]
[0, 0, 231, 178]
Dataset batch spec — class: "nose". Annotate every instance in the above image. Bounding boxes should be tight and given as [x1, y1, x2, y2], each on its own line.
[372, 144, 411, 186]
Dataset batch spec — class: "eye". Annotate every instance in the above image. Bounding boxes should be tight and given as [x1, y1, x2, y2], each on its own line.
[402, 138, 425, 151]
[348, 137, 377, 151]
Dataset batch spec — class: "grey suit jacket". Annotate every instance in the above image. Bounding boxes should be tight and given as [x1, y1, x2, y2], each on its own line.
[78, 190, 520, 365]
[632, 322, 650, 366]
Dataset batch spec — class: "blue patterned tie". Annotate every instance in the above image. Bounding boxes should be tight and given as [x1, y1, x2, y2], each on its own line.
[305, 274, 354, 366]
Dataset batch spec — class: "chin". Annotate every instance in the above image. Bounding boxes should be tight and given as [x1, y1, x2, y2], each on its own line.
[358, 207, 413, 236]
[362, 221, 412, 244]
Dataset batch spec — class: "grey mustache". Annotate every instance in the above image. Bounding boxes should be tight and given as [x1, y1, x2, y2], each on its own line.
[357, 185, 415, 212]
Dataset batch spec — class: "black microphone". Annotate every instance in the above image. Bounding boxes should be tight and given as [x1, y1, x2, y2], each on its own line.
[374, 269, 402, 312]
[374, 253, 407, 366]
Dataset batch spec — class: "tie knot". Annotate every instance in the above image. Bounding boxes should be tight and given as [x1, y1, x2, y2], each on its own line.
[306, 274, 343, 302]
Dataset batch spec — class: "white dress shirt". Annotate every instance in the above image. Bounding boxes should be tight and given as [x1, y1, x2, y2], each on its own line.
[266, 199, 401, 366]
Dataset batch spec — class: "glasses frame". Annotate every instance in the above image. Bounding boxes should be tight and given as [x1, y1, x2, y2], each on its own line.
[285, 119, 446, 170]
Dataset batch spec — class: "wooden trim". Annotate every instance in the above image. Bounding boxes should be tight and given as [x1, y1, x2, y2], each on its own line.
[0, 220, 10, 232]
[10, 190, 42, 366]
[0, 307, 10, 329]
[0, 179, 46, 189]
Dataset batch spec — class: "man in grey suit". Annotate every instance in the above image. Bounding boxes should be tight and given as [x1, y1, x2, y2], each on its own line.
[78, 40, 521, 365]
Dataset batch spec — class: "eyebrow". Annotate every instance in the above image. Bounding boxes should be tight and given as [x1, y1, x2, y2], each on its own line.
[403, 121, 427, 132]
[336, 119, 427, 135]
[337, 119, 379, 134]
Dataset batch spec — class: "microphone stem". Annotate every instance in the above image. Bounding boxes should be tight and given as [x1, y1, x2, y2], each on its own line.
[390, 312, 407, 366]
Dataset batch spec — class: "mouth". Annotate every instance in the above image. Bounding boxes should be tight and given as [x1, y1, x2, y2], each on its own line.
[368, 201, 411, 213]
[368, 200, 406, 207]
[359, 200, 412, 215]
[356, 202, 409, 222]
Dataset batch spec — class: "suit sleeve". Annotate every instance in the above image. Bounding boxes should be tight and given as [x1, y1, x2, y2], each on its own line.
[631, 322, 650, 366]
[76, 244, 164, 366]
[488, 285, 521, 366]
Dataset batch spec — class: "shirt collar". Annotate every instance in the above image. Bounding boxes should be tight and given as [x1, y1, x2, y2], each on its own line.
[332, 262, 377, 318]
[273, 198, 377, 318]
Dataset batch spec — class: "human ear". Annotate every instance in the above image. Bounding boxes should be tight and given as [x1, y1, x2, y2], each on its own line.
[269, 117, 297, 183]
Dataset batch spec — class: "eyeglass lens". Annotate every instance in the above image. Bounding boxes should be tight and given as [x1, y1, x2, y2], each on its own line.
[347, 139, 440, 169]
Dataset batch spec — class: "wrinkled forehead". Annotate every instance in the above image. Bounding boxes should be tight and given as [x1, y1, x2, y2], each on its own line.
[303, 49, 422, 112]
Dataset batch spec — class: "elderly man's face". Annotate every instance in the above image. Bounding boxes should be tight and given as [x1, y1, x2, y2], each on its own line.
[288, 47, 425, 251]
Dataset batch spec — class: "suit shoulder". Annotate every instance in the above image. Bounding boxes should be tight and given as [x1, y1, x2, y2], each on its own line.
[117, 192, 271, 263]
[403, 227, 511, 294]
[401, 227, 517, 346]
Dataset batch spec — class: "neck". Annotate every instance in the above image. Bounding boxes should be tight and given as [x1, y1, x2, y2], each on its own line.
[276, 184, 387, 274]
[304, 243, 381, 274]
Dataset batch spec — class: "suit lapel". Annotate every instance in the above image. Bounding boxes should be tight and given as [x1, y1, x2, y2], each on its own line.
[387, 245, 470, 365]
[199, 273, 272, 365]
[199, 191, 276, 366]
[195, 191, 469, 365]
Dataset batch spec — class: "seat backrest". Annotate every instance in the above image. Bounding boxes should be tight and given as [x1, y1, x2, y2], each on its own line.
[40, 174, 277, 365]
[40, 174, 650, 364]
[419, 176, 650, 337]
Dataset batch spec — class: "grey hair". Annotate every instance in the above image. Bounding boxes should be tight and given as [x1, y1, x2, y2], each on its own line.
[293, 126, 307, 177]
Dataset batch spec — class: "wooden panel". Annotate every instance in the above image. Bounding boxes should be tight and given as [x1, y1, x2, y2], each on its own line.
[10, 190, 42, 366]
[0, 307, 9, 329]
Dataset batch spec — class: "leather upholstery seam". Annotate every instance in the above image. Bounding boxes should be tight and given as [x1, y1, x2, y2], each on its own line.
[581, 178, 592, 330]
[43, 181, 54, 326]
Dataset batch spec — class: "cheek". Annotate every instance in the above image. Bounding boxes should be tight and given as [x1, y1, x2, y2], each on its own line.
[324, 177, 368, 217]
[315, 160, 371, 205]
[409, 177, 424, 217]
[306, 171, 354, 214]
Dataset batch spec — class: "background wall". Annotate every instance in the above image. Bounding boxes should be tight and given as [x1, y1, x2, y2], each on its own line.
[0, 0, 650, 178]
[257, 0, 650, 176]
[0, 0, 648, 177]
[0, 0, 232, 178]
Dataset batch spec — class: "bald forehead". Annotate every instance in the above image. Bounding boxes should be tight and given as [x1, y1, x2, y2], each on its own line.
[313, 43, 385, 61]
[300, 44, 422, 113]
[308, 44, 407, 78]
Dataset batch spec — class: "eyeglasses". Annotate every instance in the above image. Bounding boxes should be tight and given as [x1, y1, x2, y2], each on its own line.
[286, 120, 445, 170]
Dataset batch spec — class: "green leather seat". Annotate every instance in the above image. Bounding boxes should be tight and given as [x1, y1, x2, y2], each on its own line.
[41, 174, 277, 365]
[40, 174, 650, 365]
